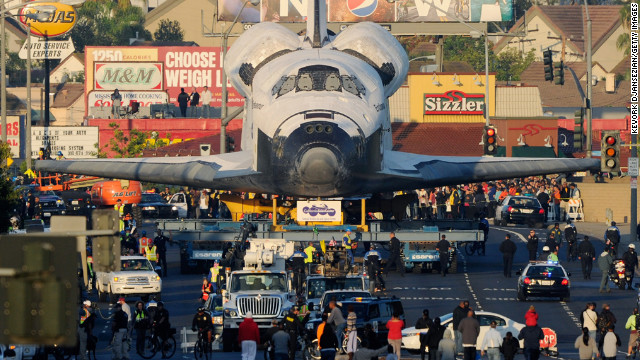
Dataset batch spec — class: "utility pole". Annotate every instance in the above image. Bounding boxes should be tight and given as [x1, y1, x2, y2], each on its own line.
[584, 1, 592, 158]
[26, 26, 31, 170]
[1, 3, 6, 144]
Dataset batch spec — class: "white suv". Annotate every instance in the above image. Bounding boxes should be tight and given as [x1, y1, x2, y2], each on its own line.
[95, 256, 162, 302]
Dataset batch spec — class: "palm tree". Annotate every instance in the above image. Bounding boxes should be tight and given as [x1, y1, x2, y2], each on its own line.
[616, 3, 630, 56]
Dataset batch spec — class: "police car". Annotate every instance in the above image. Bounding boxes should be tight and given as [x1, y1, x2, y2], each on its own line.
[516, 261, 571, 302]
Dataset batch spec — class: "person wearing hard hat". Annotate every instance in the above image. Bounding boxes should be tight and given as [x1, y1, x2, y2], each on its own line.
[145, 240, 158, 264]
[138, 230, 151, 255]
[539, 246, 551, 261]
[55, 151, 65, 160]
[343, 228, 354, 265]
[622, 244, 639, 290]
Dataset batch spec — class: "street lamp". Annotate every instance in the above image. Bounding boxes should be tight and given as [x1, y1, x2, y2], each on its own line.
[220, 0, 259, 154]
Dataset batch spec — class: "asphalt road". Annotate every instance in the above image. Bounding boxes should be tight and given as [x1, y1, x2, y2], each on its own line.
[85, 221, 637, 360]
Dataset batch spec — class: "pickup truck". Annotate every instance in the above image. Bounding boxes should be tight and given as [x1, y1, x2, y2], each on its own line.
[95, 256, 162, 303]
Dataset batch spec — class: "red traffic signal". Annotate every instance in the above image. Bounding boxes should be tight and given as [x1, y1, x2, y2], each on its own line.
[601, 131, 620, 173]
[483, 126, 497, 155]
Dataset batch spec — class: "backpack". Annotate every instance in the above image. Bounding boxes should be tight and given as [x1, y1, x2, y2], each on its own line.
[606, 229, 620, 244]
[597, 313, 610, 331]
[635, 314, 640, 331]
[565, 227, 576, 242]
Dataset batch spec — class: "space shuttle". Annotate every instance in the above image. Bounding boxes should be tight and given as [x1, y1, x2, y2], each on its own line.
[36, 0, 599, 197]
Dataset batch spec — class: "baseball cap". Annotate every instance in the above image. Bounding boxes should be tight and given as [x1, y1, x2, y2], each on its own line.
[118, 297, 125, 302]
[83, 300, 91, 306]
[542, 246, 550, 251]
[630, 244, 636, 249]
[345, 227, 351, 232]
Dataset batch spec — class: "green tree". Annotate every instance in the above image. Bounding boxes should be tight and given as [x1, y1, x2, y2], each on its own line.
[99, 122, 151, 158]
[443, 36, 497, 73]
[0, 142, 18, 233]
[494, 48, 536, 81]
[154, 19, 185, 42]
[69, 0, 152, 51]
[616, 3, 630, 56]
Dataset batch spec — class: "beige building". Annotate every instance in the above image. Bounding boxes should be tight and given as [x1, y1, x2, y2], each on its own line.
[50, 83, 85, 126]
[144, 0, 249, 47]
[494, 5, 625, 73]
[50, 53, 84, 84]
[5, 18, 27, 53]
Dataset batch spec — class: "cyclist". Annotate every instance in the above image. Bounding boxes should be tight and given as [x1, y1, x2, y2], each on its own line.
[192, 307, 212, 349]
[153, 301, 171, 343]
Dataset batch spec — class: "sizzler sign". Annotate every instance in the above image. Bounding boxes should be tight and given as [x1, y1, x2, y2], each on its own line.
[424, 90, 485, 115]
[19, 2, 77, 38]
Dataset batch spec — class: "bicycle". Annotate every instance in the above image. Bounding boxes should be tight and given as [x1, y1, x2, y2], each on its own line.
[454, 0, 469, 20]
[193, 329, 211, 360]
[138, 327, 177, 359]
[462, 241, 484, 256]
[304, 339, 322, 360]
[629, 334, 640, 359]
[341, 333, 361, 354]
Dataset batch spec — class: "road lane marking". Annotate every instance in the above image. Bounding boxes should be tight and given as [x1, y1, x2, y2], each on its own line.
[392, 287, 452, 290]
[459, 252, 482, 310]
[482, 288, 517, 291]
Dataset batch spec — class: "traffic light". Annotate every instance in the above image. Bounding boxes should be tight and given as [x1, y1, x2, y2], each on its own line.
[0, 235, 78, 346]
[543, 49, 554, 82]
[554, 61, 564, 85]
[91, 209, 120, 273]
[483, 126, 498, 156]
[226, 135, 235, 153]
[573, 108, 583, 150]
[601, 131, 621, 173]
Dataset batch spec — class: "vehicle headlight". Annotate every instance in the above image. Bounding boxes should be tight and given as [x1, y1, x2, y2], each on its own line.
[213, 316, 223, 325]
[56, 200, 64, 206]
[172, 206, 177, 211]
[113, 277, 121, 282]
[143, 206, 156, 210]
[150, 275, 160, 281]
[306, 323, 314, 330]
[224, 309, 237, 317]
[281, 310, 289, 316]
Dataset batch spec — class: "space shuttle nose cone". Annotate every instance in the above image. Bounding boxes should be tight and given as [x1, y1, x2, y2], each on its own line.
[299, 148, 340, 185]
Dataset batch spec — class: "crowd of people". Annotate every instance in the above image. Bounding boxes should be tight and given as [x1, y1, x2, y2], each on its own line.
[78, 297, 172, 360]
[408, 176, 583, 222]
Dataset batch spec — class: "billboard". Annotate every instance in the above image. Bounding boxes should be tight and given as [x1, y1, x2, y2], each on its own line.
[85, 47, 245, 115]
[424, 90, 485, 115]
[31, 127, 99, 159]
[88, 91, 168, 107]
[220, 0, 512, 22]
[0, 116, 21, 157]
[296, 201, 342, 222]
[18, 2, 77, 38]
[94, 62, 164, 91]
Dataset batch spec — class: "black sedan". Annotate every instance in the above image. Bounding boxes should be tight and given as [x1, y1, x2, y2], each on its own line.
[494, 195, 545, 227]
[138, 193, 178, 218]
[517, 262, 570, 302]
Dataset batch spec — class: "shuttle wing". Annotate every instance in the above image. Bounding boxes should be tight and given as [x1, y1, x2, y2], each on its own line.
[35, 151, 258, 189]
[382, 151, 600, 187]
